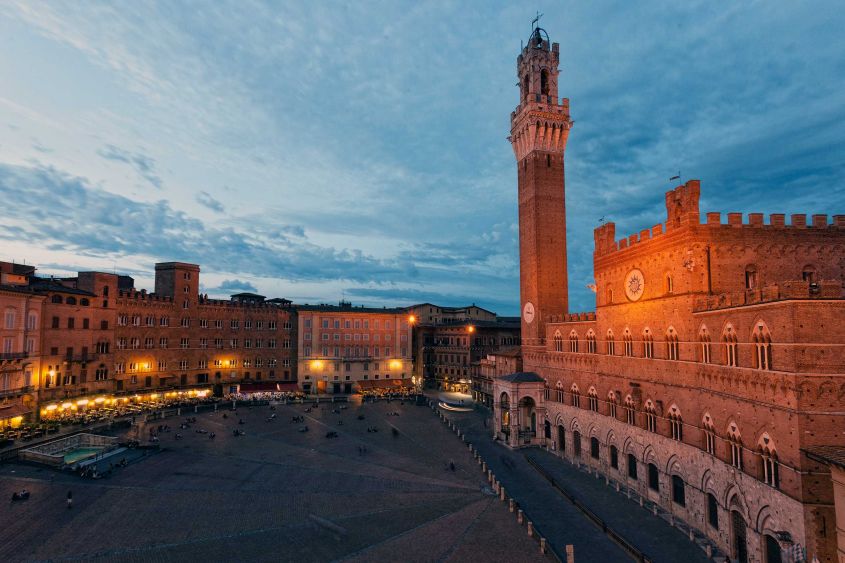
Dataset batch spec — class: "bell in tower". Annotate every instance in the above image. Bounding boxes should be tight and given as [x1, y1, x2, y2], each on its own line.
[509, 22, 573, 347]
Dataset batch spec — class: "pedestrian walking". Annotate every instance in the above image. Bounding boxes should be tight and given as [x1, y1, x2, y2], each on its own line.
[66, 490, 73, 509]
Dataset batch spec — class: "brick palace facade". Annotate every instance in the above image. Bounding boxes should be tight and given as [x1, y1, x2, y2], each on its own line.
[0, 261, 296, 422]
[493, 25, 845, 563]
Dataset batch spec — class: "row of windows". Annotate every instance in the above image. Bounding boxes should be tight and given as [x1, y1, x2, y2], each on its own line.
[115, 337, 287, 350]
[303, 346, 402, 358]
[114, 358, 287, 373]
[49, 295, 91, 306]
[553, 322, 774, 370]
[117, 315, 287, 330]
[309, 332, 400, 342]
[435, 353, 468, 366]
[49, 316, 106, 330]
[3, 309, 39, 331]
[543, 386, 781, 489]
[304, 318, 396, 330]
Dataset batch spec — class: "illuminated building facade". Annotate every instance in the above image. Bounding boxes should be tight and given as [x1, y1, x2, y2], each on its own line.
[296, 302, 412, 394]
[113, 263, 296, 396]
[0, 260, 296, 419]
[0, 264, 43, 428]
[493, 25, 845, 563]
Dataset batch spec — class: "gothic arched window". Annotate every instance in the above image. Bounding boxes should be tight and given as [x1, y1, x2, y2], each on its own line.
[666, 326, 680, 360]
[699, 326, 712, 363]
[758, 433, 780, 489]
[553, 330, 563, 352]
[752, 322, 772, 371]
[722, 324, 738, 367]
[643, 328, 654, 358]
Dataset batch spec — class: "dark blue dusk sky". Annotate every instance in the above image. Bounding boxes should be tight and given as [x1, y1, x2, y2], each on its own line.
[1, 1, 843, 315]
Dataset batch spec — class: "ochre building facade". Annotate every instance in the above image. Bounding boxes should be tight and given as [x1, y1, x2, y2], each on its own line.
[494, 26, 845, 563]
[296, 303, 413, 394]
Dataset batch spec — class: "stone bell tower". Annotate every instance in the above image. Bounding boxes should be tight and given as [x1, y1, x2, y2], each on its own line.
[509, 24, 572, 346]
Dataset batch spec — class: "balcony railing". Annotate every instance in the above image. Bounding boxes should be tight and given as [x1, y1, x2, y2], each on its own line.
[0, 386, 34, 398]
[0, 352, 29, 361]
[62, 354, 99, 364]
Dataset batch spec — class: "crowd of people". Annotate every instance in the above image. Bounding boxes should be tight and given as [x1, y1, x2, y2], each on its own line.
[222, 391, 305, 403]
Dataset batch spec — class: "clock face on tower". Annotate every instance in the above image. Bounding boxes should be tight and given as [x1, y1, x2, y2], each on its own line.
[523, 302, 535, 324]
[624, 269, 645, 302]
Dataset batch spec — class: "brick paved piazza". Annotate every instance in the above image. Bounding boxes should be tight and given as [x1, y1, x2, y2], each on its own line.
[0, 399, 550, 562]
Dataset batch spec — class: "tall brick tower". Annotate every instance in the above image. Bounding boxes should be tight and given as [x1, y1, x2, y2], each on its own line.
[510, 25, 572, 346]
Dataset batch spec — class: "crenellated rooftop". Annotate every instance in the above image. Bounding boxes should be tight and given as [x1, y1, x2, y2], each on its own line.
[594, 180, 845, 258]
[693, 280, 843, 312]
[548, 312, 597, 324]
[117, 289, 291, 309]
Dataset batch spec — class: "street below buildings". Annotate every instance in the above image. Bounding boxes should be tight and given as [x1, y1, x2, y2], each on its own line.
[437, 399, 714, 563]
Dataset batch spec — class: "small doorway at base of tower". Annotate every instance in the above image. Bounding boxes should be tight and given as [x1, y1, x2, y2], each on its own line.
[344, 383, 352, 394]
[316, 380, 326, 394]
[332, 383, 341, 394]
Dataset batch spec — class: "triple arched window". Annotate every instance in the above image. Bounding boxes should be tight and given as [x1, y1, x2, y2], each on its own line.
[758, 433, 779, 489]
[644, 400, 657, 433]
[570, 384, 580, 408]
[623, 329, 633, 357]
[569, 330, 579, 353]
[553, 331, 563, 352]
[752, 323, 772, 370]
[642, 328, 654, 358]
[666, 327, 680, 360]
[586, 330, 597, 354]
[702, 413, 716, 455]
[668, 405, 683, 441]
[607, 391, 618, 418]
[722, 325, 738, 367]
[624, 395, 636, 425]
[699, 326, 712, 363]
[727, 423, 743, 469]
[588, 387, 599, 412]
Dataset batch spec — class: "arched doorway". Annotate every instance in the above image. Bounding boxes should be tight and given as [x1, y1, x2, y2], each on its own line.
[764, 535, 781, 563]
[518, 396, 537, 445]
[557, 424, 565, 451]
[499, 392, 510, 439]
[544, 419, 551, 439]
[731, 510, 748, 563]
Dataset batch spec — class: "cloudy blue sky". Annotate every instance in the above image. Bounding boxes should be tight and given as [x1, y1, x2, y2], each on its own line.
[1, 1, 843, 314]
